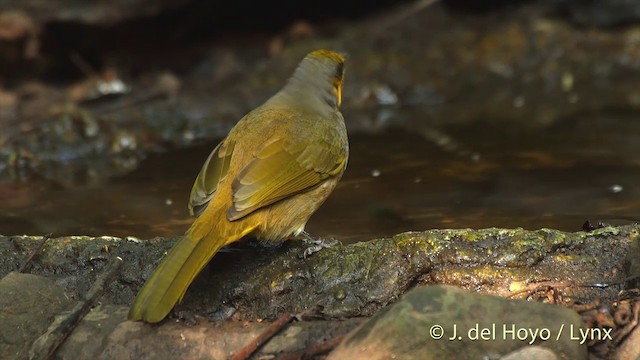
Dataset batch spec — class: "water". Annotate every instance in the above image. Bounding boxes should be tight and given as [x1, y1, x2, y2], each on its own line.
[0, 113, 638, 243]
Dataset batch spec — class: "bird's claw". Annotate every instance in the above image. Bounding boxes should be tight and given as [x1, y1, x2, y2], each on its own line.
[299, 232, 340, 259]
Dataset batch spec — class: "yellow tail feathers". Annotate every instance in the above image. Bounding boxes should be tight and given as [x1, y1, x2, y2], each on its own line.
[128, 218, 257, 323]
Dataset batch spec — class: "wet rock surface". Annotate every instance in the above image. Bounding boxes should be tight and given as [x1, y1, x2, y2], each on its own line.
[0, 226, 638, 358]
[1, 226, 637, 318]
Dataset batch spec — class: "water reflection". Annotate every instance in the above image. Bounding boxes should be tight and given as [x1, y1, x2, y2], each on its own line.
[0, 114, 638, 243]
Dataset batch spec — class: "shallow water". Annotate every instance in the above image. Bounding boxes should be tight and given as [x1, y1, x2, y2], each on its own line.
[0, 112, 638, 243]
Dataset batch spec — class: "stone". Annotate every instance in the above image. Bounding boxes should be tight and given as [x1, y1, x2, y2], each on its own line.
[0, 272, 72, 359]
[329, 285, 588, 360]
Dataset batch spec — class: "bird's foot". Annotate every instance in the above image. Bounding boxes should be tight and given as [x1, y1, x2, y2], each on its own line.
[299, 232, 341, 259]
[172, 309, 198, 326]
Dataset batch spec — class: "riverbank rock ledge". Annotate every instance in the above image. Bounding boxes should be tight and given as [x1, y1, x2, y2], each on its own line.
[0, 225, 638, 359]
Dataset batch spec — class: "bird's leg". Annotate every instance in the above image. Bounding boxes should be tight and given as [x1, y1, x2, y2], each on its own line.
[299, 231, 340, 258]
[172, 309, 198, 325]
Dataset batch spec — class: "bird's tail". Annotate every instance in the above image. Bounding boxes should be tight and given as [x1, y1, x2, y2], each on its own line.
[128, 217, 256, 323]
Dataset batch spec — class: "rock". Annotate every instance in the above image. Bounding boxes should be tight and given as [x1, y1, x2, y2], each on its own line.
[1, 226, 638, 321]
[51, 305, 129, 360]
[612, 321, 640, 360]
[501, 346, 559, 360]
[0, 226, 636, 359]
[46, 305, 362, 359]
[0, 0, 191, 26]
[0, 272, 73, 359]
[545, 0, 640, 27]
[329, 285, 587, 360]
[69, 309, 263, 359]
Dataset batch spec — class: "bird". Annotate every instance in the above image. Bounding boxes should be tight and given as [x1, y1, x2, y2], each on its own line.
[128, 49, 349, 323]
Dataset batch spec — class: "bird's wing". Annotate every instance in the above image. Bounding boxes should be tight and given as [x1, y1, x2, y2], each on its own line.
[227, 134, 347, 221]
[188, 138, 235, 217]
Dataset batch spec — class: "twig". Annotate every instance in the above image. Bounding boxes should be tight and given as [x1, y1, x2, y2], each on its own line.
[90, 90, 166, 115]
[571, 299, 602, 313]
[230, 312, 294, 360]
[19, 233, 52, 273]
[69, 52, 99, 79]
[507, 280, 572, 298]
[507, 277, 638, 299]
[29, 256, 123, 360]
[585, 275, 640, 289]
[370, 0, 441, 34]
[279, 335, 345, 360]
[613, 300, 639, 344]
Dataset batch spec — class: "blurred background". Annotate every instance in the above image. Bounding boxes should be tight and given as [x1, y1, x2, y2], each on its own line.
[0, 0, 639, 242]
